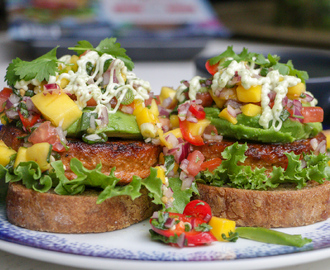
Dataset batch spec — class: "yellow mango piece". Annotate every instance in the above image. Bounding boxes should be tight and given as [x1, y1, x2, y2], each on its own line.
[155, 166, 166, 184]
[170, 114, 180, 128]
[322, 130, 330, 149]
[26, 142, 51, 171]
[69, 55, 79, 72]
[136, 108, 153, 127]
[237, 84, 261, 103]
[164, 128, 183, 139]
[31, 91, 82, 130]
[188, 119, 211, 136]
[209, 90, 226, 108]
[14, 147, 28, 168]
[219, 108, 237, 125]
[159, 87, 177, 108]
[149, 99, 159, 117]
[241, 104, 262, 117]
[133, 100, 145, 116]
[0, 141, 16, 166]
[209, 216, 236, 241]
[287, 82, 306, 99]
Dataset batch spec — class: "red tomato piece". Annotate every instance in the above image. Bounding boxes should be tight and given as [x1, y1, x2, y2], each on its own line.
[205, 60, 218, 76]
[201, 158, 222, 172]
[183, 200, 212, 222]
[196, 92, 214, 107]
[0, 87, 13, 112]
[301, 107, 324, 123]
[150, 212, 216, 247]
[28, 121, 66, 152]
[179, 120, 204, 146]
[18, 111, 41, 130]
[186, 150, 205, 177]
[145, 95, 160, 107]
[189, 104, 206, 120]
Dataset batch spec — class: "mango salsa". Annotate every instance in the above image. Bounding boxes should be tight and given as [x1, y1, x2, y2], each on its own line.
[0, 141, 16, 166]
[219, 108, 237, 125]
[237, 84, 261, 103]
[241, 104, 262, 117]
[209, 216, 236, 241]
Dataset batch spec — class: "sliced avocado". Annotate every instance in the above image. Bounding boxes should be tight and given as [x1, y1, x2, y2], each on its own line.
[205, 107, 322, 143]
[66, 110, 142, 139]
[96, 111, 142, 139]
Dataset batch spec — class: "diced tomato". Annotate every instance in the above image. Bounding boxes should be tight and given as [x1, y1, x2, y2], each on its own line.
[183, 200, 212, 222]
[145, 95, 160, 107]
[186, 150, 205, 177]
[18, 111, 41, 131]
[201, 158, 222, 172]
[196, 92, 214, 107]
[205, 60, 218, 76]
[189, 104, 206, 120]
[150, 212, 216, 247]
[179, 120, 204, 146]
[301, 107, 324, 123]
[86, 97, 97, 107]
[28, 121, 66, 152]
[0, 87, 13, 112]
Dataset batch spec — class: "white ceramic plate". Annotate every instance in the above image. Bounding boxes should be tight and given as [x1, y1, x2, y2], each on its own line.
[1, 199, 330, 270]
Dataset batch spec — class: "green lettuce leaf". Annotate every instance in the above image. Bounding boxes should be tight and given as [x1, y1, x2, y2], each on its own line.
[197, 142, 330, 190]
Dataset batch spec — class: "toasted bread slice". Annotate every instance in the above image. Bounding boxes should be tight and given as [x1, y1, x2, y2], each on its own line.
[6, 182, 159, 233]
[195, 181, 330, 228]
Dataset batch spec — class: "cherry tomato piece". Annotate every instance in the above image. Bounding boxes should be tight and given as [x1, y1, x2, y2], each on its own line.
[301, 107, 324, 123]
[205, 60, 218, 76]
[183, 200, 212, 222]
[0, 87, 13, 112]
[186, 150, 205, 177]
[18, 111, 41, 130]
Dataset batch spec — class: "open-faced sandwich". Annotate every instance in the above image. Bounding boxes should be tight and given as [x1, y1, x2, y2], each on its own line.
[0, 38, 194, 233]
[151, 46, 330, 228]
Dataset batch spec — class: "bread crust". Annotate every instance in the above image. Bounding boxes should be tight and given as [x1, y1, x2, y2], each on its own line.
[194, 181, 330, 228]
[6, 182, 159, 233]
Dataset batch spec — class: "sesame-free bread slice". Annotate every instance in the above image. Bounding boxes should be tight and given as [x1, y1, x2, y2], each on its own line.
[6, 182, 159, 233]
[194, 181, 330, 228]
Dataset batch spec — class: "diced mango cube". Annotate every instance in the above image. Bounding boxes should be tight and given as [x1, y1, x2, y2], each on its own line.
[219, 108, 237, 124]
[241, 104, 262, 117]
[0, 141, 16, 166]
[287, 82, 306, 99]
[14, 147, 28, 168]
[155, 166, 166, 184]
[31, 91, 82, 130]
[188, 119, 211, 136]
[209, 216, 236, 241]
[322, 130, 330, 149]
[237, 84, 261, 103]
[170, 114, 180, 128]
[133, 100, 145, 116]
[26, 142, 51, 171]
[209, 90, 226, 108]
[149, 99, 159, 117]
[136, 108, 154, 127]
[159, 87, 177, 108]
[164, 128, 183, 139]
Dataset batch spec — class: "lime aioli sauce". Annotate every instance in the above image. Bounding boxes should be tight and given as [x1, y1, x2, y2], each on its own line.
[176, 76, 206, 102]
[211, 60, 316, 131]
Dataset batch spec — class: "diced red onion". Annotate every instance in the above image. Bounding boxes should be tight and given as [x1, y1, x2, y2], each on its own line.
[205, 79, 212, 86]
[180, 159, 189, 173]
[203, 133, 223, 142]
[120, 105, 134, 114]
[165, 133, 179, 149]
[6, 109, 19, 119]
[315, 140, 326, 155]
[226, 104, 237, 118]
[162, 97, 172, 109]
[225, 99, 241, 109]
[98, 106, 109, 127]
[219, 88, 235, 100]
[7, 94, 20, 108]
[43, 83, 60, 94]
[180, 171, 194, 190]
[182, 80, 190, 88]
[158, 106, 170, 117]
[164, 187, 174, 199]
[55, 125, 67, 144]
[310, 138, 318, 150]
[164, 218, 175, 229]
[304, 93, 314, 102]
[176, 233, 186, 248]
[151, 211, 159, 219]
[177, 101, 191, 121]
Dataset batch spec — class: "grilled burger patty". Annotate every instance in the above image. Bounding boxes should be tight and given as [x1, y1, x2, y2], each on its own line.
[0, 125, 162, 184]
[193, 132, 326, 173]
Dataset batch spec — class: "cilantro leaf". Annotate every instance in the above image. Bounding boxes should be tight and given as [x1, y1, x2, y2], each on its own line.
[207, 46, 309, 82]
[5, 47, 60, 87]
[69, 38, 134, 71]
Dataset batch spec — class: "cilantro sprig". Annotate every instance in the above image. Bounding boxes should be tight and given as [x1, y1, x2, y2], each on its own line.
[208, 46, 309, 82]
[68, 38, 134, 71]
[5, 47, 60, 87]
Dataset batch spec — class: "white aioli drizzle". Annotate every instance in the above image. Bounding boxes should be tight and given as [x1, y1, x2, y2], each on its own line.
[211, 60, 316, 131]
[176, 76, 205, 102]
